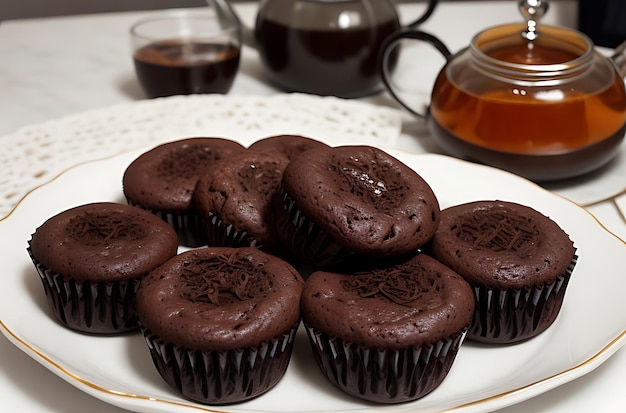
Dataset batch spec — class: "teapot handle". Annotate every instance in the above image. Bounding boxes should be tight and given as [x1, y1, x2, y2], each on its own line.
[611, 40, 626, 78]
[405, 0, 439, 28]
[209, 0, 256, 48]
[379, 29, 451, 118]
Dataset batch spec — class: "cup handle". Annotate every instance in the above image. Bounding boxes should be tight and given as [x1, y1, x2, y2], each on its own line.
[379, 29, 452, 118]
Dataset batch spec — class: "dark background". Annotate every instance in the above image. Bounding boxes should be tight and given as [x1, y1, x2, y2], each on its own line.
[578, 0, 626, 48]
[1, 0, 624, 49]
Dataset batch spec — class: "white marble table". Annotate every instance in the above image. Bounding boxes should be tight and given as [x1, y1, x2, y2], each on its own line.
[1, 1, 624, 412]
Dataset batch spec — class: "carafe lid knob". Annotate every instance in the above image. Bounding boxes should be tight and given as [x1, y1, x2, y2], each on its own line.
[518, 0, 549, 40]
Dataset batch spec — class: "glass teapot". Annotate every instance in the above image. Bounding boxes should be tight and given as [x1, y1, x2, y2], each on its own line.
[212, 0, 439, 98]
[379, 0, 626, 182]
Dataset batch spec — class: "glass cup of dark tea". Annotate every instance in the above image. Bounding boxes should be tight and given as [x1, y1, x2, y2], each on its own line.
[130, 9, 241, 99]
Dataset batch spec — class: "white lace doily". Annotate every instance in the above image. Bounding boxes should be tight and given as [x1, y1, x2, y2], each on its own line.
[0, 93, 402, 218]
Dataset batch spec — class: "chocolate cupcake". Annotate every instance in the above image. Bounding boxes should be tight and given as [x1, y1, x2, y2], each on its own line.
[276, 145, 440, 267]
[27, 202, 178, 334]
[194, 149, 290, 253]
[248, 134, 330, 159]
[135, 247, 304, 405]
[301, 253, 474, 403]
[122, 137, 245, 247]
[429, 200, 577, 344]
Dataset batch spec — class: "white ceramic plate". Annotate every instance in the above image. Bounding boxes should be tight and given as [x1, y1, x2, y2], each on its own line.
[1, 146, 625, 413]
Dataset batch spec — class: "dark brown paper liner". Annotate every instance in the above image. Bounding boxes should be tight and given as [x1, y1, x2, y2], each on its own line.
[126, 198, 206, 247]
[467, 255, 577, 344]
[140, 321, 300, 405]
[204, 211, 260, 249]
[304, 322, 467, 404]
[276, 191, 354, 267]
[28, 247, 139, 334]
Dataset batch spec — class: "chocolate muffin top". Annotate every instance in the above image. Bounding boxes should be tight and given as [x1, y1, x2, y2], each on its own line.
[281, 145, 441, 257]
[429, 200, 576, 289]
[301, 253, 474, 349]
[122, 137, 244, 212]
[29, 202, 178, 282]
[248, 135, 330, 159]
[194, 149, 291, 251]
[136, 247, 304, 351]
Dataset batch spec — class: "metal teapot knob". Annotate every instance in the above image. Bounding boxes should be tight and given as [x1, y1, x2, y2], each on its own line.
[518, 0, 549, 40]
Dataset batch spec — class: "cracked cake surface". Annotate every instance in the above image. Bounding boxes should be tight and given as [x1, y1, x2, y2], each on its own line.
[123, 137, 245, 212]
[136, 247, 304, 351]
[430, 200, 576, 289]
[302, 253, 474, 349]
[278, 145, 441, 259]
[29, 202, 178, 282]
[194, 149, 291, 251]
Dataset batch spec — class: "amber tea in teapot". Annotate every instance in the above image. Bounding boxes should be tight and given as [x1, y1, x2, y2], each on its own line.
[380, 16, 626, 181]
[430, 31, 626, 157]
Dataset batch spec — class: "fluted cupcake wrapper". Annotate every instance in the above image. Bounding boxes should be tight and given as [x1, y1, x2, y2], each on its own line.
[125, 198, 206, 247]
[28, 247, 139, 334]
[204, 212, 260, 249]
[467, 255, 578, 344]
[278, 191, 354, 267]
[304, 321, 467, 404]
[140, 321, 300, 405]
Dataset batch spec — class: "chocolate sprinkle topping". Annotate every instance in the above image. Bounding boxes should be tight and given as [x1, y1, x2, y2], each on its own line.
[66, 211, 149, 246]
[452, 210, 539, 253]
[341, 262, 442, 306]
[180, 252, 273, 305]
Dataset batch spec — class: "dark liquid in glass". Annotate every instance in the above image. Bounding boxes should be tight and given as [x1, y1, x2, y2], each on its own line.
[133, 40, 240, 98]
[255, 17, 400, 98]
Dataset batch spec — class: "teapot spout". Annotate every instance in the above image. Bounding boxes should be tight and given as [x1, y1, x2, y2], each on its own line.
[207, 0, 256, 48]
